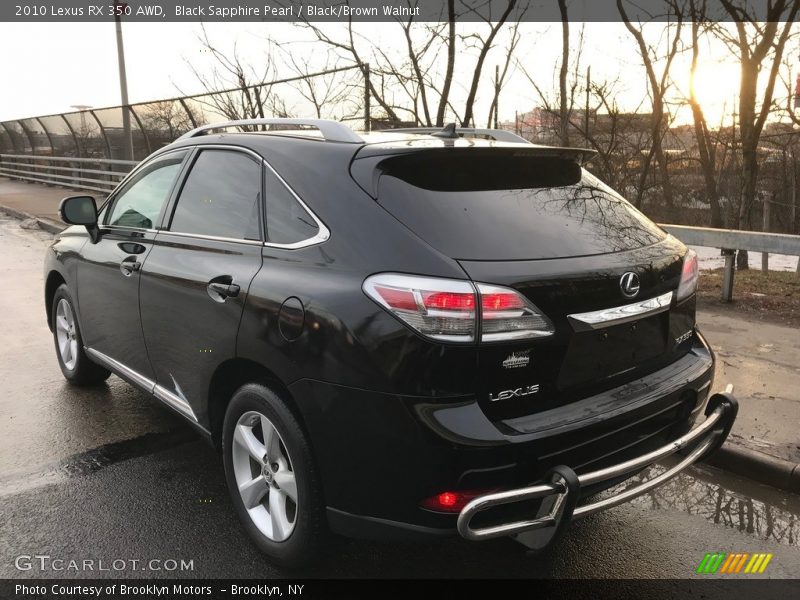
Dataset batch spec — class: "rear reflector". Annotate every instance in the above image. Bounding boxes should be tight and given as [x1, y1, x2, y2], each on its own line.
[676, 249, 699, 302]
[421, 490, 491, 513]
[363, 273, 554, 343]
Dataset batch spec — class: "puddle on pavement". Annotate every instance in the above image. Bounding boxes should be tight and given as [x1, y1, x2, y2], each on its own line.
[600, 462, 800, 546]
[0, 428, 197, 497]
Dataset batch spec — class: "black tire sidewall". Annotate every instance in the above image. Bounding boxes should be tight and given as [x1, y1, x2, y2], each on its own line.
[222, 383, 325, 568]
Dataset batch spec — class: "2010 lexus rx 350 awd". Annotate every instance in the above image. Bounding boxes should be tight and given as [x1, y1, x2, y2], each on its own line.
[45, 119, 736, 567]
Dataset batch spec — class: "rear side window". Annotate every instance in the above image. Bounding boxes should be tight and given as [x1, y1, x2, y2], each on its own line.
[374, 149, 665, 261]
[264, 167, 319, 245]
[169, 150, 262, 241]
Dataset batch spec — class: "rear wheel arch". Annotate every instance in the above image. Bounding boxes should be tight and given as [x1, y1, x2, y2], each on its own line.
[45, 271, 67, 331]
[207, 358, 305, 451]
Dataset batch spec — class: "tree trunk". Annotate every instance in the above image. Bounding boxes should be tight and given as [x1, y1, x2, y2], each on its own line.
[558, 0, 570, 146]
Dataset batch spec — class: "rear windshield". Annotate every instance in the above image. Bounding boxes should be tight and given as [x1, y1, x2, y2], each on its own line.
[375, 151, 665, 261]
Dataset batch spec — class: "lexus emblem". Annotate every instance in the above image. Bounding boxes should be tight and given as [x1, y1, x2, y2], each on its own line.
[619, 272, 640, 298]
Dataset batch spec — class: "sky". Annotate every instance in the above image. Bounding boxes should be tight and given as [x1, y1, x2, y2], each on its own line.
[0, 20, 790, 128]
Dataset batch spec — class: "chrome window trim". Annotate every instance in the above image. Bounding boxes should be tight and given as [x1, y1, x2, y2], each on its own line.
[567, 291, 674, 332]
[104, 225, 158, 234]
[157, 230, 263, 246]
[261, 158, 330, 250]
[103, 143, 330, 249]
[85, 347, 198, 422]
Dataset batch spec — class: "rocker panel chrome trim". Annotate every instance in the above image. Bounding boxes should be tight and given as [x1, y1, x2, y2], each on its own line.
[84, 347, 197, 421]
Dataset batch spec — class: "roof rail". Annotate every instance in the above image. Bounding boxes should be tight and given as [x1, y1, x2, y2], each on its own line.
[387, 126, 530, 144]
[177, 118, 364, 144]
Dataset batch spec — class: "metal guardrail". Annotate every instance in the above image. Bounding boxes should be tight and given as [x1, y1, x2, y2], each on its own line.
[0, 154, 136, 194]
[662, 224, 800, 301]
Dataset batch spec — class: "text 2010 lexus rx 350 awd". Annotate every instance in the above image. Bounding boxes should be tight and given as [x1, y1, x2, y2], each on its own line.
[45, 119, 736, 566]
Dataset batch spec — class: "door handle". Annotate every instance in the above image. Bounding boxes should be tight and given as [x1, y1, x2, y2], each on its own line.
[120, 257, 142, 277]
[207, 279, 240, 302]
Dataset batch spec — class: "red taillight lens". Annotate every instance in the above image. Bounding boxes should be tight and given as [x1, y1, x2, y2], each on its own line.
[363, 274, 477, 342]
[676, 249, 699, 302]
[481, 292, 525, 311]
[363, 274, 554, 343]
[373, 286, 418, 311]
[477, 283, 554, 342]
[420, 490, 492, 513]
[423, 291, 476, 311]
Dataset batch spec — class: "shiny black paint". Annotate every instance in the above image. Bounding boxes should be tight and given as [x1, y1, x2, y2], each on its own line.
[43, 132, 714, 538]
[139, 234, 264, 424]
[77, 228, 159, 380]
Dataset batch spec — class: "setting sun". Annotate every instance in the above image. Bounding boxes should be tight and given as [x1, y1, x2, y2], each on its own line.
[688, 60, 742, 127]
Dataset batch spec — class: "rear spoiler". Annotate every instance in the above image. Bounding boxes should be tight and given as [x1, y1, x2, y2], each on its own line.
[351, 144, 597, 198]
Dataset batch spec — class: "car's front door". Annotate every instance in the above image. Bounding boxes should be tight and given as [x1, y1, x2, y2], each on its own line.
[139, 147, 264, 423]
[77, 149, 189, 381]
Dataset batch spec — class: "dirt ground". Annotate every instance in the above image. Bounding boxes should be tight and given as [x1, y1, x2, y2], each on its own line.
[698, 268, 800, 328]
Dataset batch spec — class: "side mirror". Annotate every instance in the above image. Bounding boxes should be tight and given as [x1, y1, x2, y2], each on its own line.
[58, 196, 101, 243]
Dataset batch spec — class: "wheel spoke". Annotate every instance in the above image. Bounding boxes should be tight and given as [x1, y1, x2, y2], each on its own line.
[273, 470, 297, 502]
[69, 340, 78, 364]
[239, 475, 269, 509]
[269, 490, 291, 541]
[56, 316, 69, 332]
[234, 424, 266, 463]
[261, 416, 281, 461]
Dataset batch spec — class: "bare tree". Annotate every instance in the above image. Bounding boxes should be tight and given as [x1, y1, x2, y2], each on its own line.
[618, 0, 685, 212]
[298, 0, 524, 128]
[717, 0, 798, 268]
[182, 26, 280, 123]
[558, 0, 570, 146]
[687, 0, 724, 227]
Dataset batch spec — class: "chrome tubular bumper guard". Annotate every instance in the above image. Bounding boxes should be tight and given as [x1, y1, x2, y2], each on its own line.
[457, 390, 738, 545]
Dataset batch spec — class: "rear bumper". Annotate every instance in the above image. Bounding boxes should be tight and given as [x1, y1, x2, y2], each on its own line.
[457, 391, 737, 545]
[291, 331, 719, 539]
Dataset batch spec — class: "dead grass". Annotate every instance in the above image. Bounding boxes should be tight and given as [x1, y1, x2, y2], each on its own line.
[697, 268, 800, 328]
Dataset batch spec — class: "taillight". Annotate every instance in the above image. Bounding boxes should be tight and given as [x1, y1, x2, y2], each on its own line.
[363, 274, 554, 343]
[676, 249, 699, 302]
[363, 274, 477, 342]
[477, 283, 554, 342]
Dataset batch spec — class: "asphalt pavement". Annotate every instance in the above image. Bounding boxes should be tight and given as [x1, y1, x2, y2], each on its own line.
[1, 213, 799, 580]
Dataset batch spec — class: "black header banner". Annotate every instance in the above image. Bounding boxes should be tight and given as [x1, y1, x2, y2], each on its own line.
[0, 0, 789, 23]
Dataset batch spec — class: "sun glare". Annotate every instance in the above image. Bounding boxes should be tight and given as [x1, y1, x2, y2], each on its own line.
[688, 61, 741, 127]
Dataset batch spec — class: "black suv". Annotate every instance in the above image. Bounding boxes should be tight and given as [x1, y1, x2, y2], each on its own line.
[45, 119, 736, 566]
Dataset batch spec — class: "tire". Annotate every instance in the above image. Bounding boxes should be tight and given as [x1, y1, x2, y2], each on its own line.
[51, 284, 111, 386]
[222, 383, 327, 568]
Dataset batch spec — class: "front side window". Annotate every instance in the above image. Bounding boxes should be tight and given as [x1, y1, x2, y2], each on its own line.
[106, 151, 187, 229]
[169, 150, 262, 241]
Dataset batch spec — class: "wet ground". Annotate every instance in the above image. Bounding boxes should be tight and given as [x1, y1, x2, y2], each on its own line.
[1, 215, 799, 579]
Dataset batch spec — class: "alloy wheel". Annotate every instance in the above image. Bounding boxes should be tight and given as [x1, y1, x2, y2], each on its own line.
[231, 410, 298, 542]
[55, 298, 79, 371]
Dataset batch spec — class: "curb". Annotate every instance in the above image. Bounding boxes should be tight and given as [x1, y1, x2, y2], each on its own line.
[707, 443, 800, 494]
[0, 203, 64, 234]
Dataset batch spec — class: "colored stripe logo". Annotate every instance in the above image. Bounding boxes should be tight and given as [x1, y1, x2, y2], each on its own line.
[696, 552, 773, 574]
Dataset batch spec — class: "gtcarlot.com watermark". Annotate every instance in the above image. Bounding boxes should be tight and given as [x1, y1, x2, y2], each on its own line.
[14, 554, 195, 573]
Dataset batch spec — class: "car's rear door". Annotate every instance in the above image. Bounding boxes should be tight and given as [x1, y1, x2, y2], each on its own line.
[138, 146, 264, 422]
[78, 149, 189, 381]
